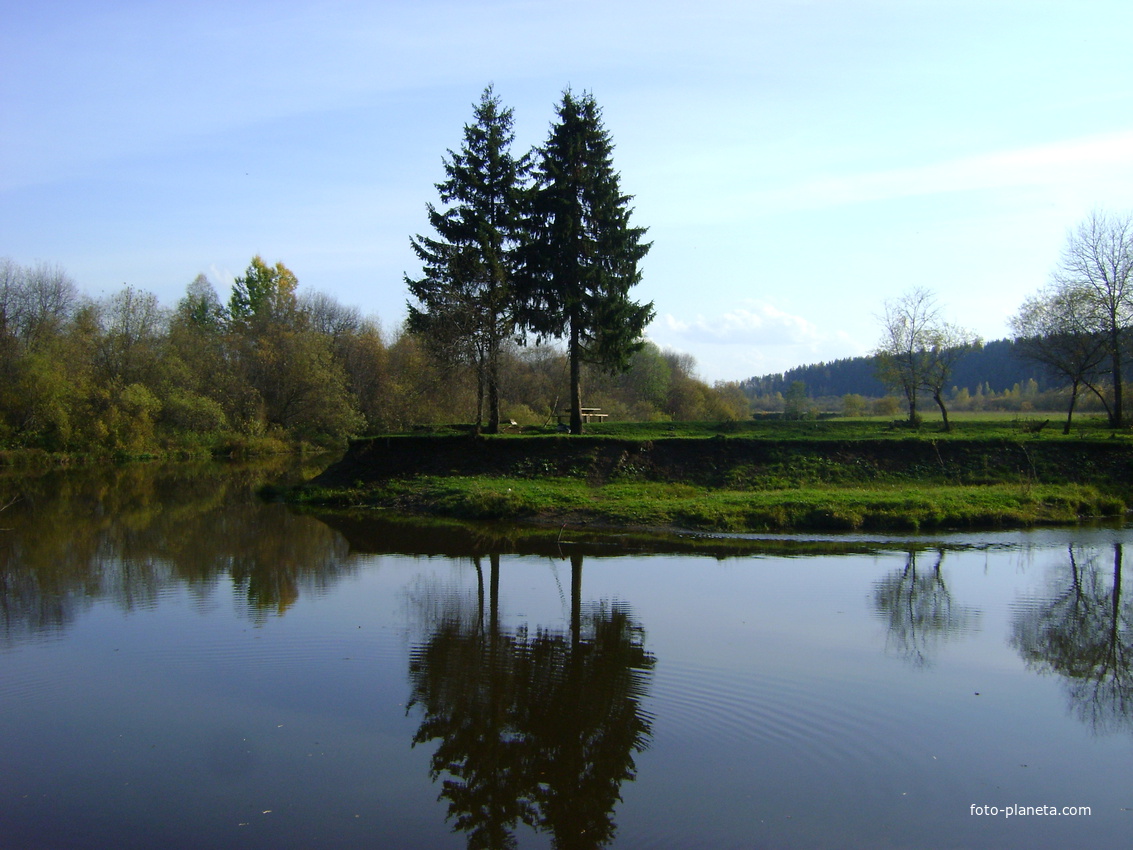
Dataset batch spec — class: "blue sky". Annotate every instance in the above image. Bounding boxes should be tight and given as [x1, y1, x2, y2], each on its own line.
[4, 0, 1133, 381]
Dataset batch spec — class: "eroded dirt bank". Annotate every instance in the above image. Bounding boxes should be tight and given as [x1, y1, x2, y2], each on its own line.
[313, 434, 1133, 490]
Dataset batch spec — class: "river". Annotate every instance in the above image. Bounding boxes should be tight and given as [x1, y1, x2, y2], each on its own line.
[1, 460, 1130, 849]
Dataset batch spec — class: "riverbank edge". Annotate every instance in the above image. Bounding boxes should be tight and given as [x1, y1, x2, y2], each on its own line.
[284, 434, 1133, 533]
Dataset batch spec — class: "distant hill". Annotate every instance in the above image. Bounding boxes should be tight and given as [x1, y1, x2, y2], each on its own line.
[741, 338, 1050, 398]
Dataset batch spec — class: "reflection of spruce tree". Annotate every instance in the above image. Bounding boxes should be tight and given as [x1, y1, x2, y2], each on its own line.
[408, 554, 537, 849]
[523, 556, 655, 850]
[407, 553, 655, 850]
[1012, 543, 1133, 733]
[872, 549, 980, 667]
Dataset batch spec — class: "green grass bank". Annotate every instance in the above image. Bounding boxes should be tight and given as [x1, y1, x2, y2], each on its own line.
[289, 420, 1133, 533]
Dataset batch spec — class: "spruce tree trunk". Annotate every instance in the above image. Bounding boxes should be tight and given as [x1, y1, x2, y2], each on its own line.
[487, 371, 500, 434]
[486, 334, 500, 434]
[569, 319, 583, 435]
[474, 362, 485, 434]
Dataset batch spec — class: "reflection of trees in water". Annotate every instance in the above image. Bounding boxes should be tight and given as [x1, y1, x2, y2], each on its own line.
[407, 553, 655, 850]
[407, 554, 536, 849]
[0, 462, 354, 643]
[873, 548, 981, 667]
[1012, 543, 1133, 734]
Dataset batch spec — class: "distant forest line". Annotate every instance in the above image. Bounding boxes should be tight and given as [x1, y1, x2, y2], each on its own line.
[743, 338, 1050, 401]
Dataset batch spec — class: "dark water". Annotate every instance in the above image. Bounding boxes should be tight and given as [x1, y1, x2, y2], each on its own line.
[1, 462, 1131, 849]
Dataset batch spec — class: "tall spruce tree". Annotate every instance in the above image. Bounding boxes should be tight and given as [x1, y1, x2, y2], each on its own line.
[406, 86, 528, 433]
[520, 90, 654, 434]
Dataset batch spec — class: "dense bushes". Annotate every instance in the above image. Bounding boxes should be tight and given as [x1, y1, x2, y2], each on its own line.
[0, 258, 749, 454]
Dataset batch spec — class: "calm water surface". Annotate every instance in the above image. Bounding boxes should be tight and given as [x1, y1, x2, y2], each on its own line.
[1, 462, 1131, 849]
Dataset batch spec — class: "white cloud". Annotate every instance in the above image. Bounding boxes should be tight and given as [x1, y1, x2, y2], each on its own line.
[661, 302, 823, 346]
[651, 301, 878, 381]
[752, 130, 1133, 213]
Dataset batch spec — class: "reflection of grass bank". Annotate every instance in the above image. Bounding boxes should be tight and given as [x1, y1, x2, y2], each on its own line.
[308, 509, 908, 558]
[291, 476, 1122, 532]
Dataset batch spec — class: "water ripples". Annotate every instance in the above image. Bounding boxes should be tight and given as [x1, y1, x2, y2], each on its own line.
[0, 654, 75, 704]
[650, 658, 914, 773]
[128, 624, 406, 676]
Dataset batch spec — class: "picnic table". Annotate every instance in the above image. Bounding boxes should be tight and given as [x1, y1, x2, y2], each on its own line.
[556, 407, 608, 425]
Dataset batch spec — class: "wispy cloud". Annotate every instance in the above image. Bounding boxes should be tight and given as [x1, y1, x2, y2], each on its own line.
[661, 302, 823, 345]
[753, 130, 1133, 211]
[653, 302, 877, 379]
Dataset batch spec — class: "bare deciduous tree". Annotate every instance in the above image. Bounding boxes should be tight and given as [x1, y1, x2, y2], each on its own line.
[1050, 210, 1133, 427]
[0, 260, 78, 350]
[1010, 284, 1110, 433]
[95, 286, 168, 386]
[875, 288, 978, 431]
[920, 321, 981, 432]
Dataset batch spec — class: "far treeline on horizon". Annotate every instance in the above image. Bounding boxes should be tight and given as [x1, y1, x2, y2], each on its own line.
[3, 87, 1133, 454]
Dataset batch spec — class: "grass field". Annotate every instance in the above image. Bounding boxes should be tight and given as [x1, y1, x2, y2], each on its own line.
[391, 412, 1129, 442]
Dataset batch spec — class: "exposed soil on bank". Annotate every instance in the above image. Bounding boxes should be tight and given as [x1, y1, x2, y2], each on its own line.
[312, 433, 1133, 492]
